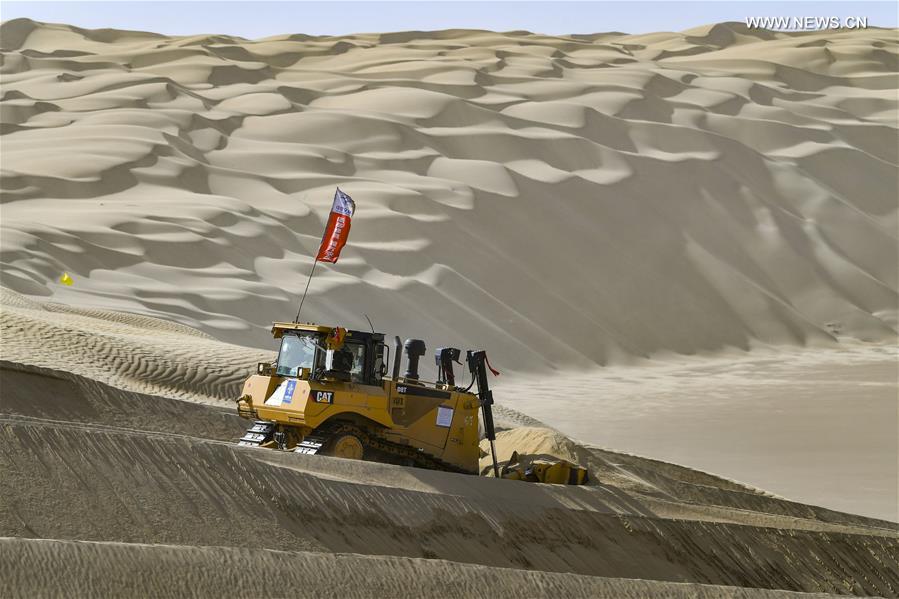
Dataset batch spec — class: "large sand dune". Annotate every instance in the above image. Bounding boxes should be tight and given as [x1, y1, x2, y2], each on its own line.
[1, 18, 897, 597]
[1, 19, 896, 367]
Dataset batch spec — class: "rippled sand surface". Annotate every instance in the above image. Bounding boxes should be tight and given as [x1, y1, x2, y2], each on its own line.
[2, 19, 895, 367]
[1, 19, 897, 597]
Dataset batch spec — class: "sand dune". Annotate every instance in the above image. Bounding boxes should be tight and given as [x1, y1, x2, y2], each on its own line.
[1, 18, 897, 597]
[1, 19, 896, 369]
[1, 290, 897, 596]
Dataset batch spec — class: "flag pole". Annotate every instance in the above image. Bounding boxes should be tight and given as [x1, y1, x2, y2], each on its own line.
[293, 187, 354, 323]
[294, 258, 319, 323]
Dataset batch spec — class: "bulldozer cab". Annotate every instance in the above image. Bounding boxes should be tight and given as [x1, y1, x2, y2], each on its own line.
[272, 323, 387, 385]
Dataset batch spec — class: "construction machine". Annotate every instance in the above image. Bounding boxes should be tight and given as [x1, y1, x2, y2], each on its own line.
[235, 321, 587, 483]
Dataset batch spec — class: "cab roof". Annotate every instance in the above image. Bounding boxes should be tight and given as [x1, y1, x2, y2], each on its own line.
[271, 322, 385, 342]
[271, 322, 332, 338]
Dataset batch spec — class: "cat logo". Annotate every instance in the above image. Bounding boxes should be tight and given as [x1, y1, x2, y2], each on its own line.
[313, 391, 334, 404]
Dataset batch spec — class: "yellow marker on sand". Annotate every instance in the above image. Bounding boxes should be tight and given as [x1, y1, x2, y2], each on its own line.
[59, 272, 74, 286]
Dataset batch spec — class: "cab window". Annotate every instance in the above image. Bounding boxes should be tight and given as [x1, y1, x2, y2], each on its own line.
[345, 342, 366, 383]
[276, 333, 318, 377]
[325, 341, 367, 383]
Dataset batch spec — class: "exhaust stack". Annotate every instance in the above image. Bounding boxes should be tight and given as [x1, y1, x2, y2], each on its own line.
[403, 339, 426, 380]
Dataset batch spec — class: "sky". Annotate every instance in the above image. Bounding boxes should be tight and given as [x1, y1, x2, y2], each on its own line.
[1, 1, 897, 38]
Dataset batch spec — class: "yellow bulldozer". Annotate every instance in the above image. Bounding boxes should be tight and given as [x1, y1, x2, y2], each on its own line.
[235, 321, 588, 484]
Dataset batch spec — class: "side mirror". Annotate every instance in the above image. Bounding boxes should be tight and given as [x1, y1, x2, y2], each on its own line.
[257, 362, 274, 375]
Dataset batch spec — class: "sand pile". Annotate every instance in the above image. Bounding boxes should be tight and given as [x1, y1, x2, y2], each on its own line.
[1, 19, 896, 370]
[479, 425, 595, 479]
[485, 425, 587, 464]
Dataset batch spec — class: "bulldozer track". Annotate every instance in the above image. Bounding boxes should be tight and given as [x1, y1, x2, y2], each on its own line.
[320, 421, 471, 475]
[7, 414, 469, 476]
[236, 418, 470, 475]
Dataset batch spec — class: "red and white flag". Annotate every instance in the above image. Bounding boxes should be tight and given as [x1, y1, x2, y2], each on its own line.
[315, 188, 355, 264]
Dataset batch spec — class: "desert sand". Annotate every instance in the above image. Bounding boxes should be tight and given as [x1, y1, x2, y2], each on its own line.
[1, 295, 897, 597]
[1, 18, 897, 597]
[1, 19, 895, 359]
[495, 344, 898, 521]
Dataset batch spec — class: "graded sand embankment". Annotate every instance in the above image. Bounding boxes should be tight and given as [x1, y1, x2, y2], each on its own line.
[0, 538, 846, 599]
[2, 365, 897, 597]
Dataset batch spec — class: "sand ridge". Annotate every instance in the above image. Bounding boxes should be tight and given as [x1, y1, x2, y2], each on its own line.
[1, 19, 896, 369]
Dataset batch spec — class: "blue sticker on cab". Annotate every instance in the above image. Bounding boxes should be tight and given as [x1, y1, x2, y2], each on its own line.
[283, 379, 297, 404]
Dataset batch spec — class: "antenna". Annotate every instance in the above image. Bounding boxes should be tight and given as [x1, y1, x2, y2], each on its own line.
[363, 313, 375, 333]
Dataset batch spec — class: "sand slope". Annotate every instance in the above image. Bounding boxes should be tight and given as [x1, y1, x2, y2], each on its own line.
[1, 290, 897, 596]
[2, 287, 894, 520]
[1, 19, 896, 369]
[0, 287, 269, 403]
[0, 373, 899, 595]
[494, 345, 899, 521]
[1, 538, 845, 599]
